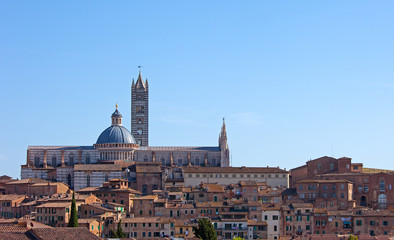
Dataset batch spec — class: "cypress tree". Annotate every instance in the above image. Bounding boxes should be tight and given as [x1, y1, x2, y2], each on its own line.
[67, 192, 79, 227]
[110, 220, 127, 238]
[193, 218, 217, 240]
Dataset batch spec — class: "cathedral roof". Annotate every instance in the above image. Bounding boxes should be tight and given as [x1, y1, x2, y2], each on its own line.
[96, 125, 136, 144]
[138, 146, 220, 151]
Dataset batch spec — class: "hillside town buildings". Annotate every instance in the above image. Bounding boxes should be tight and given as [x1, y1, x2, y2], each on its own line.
[0, 72, 392, 239]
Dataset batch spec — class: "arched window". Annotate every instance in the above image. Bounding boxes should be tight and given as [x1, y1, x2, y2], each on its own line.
[34, 154, 40, 167]
[380, 180, 385, 191]
[87, 175, 91, 187]
[161, 157, 165, 166]
[143, 155, 148, 162]
[85, 153, 91, 164]
[105, 174, 109, 182]
[69, 153, 74, 166]
[378, 194, 387, 209]
[152, 184, 158, 191]
[195, 157, 200, 166]
[51, 154, 57, 167]
[177, 158, 182, 166]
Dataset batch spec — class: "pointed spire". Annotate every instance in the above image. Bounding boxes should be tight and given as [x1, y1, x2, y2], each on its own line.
[221, 117, 227, 137]
[135, 71, 146, 89]
[132, 78, 135, 86]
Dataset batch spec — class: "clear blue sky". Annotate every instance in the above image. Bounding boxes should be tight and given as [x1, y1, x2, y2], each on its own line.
[1, 1, 394, 178]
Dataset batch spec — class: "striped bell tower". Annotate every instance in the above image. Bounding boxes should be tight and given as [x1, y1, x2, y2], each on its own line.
[131, 71, 149, 146]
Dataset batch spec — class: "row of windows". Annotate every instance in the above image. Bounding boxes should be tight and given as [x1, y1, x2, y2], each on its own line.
[355, 220, 389, 226]
[1, 202, 11, 207]
[157, 158, 220, 166]
[33, 153, 92, 167]
[36, 215, 64, 222]
[123, 222, 160, 228]
[188, 173, 287, 178]
[264, 215, 279, 220]
[37, 208, 59, 214]
[123, 232, 161, 238]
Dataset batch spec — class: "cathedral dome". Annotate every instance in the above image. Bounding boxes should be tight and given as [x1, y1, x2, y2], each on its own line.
[96, 106, 137, 145]
[96, 125, 136, 144]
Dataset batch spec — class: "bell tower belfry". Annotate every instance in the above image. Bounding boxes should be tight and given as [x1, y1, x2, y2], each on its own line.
[131, 71, 149, 146]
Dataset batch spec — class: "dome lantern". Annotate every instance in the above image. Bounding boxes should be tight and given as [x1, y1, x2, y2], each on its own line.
[111, 103, 122, 126]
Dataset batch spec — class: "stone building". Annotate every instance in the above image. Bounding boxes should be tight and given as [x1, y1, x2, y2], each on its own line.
[290, 156, 393, 209]
[262, 203, 281, 239]
[293, 179, 355, 210]
[21, 72, 230, 190]
[77, 178, 141, 214]
[183, 166, 289, 188]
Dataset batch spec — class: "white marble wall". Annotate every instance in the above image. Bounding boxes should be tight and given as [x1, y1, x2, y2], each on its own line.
[74, 171, 122, 191]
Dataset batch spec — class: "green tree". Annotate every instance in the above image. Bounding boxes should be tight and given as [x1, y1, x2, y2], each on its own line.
[233, 237, 244, 240]
[67, 192, 78, 227]
[348, 235, 358, 240]
[110, 220, 127, 238]
[193, 218, 217, 240]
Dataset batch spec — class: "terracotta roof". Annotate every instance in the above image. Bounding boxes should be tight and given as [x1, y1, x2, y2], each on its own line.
[0, 232, 32, 240]
[313, 208, 328, 214]
[0, 194, 26, 201]
[183, 166, 288, 174]
[36, 202, 70, 208]
[0, 226, 29, 233]
[121, 217, 162, 223]
[327, 210, 353, 216]
[78, 186, 141, 195]
[262, 203, 281, 211]
[74, 164, 122, 171]
[131, 195, 158, 200]
[239, 180, 258, 186]
[291, 203, 313, 208]
[352, 209, 394, 216]
[78, 219, 99, 224]
[5, 178, 49, 185]
[84, 203, 116, 212]
[202, 183, 225, 192]
[196, 202, 225, 208]
[28, 227, 103, 240]
[247, 220, 267, 226]
[30, 182, 68, 187]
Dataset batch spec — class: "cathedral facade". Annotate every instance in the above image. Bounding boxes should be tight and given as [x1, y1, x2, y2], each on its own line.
[21, 72, 230, 190]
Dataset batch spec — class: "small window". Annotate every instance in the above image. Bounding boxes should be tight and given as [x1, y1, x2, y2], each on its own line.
[380, 180, 385, 191]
